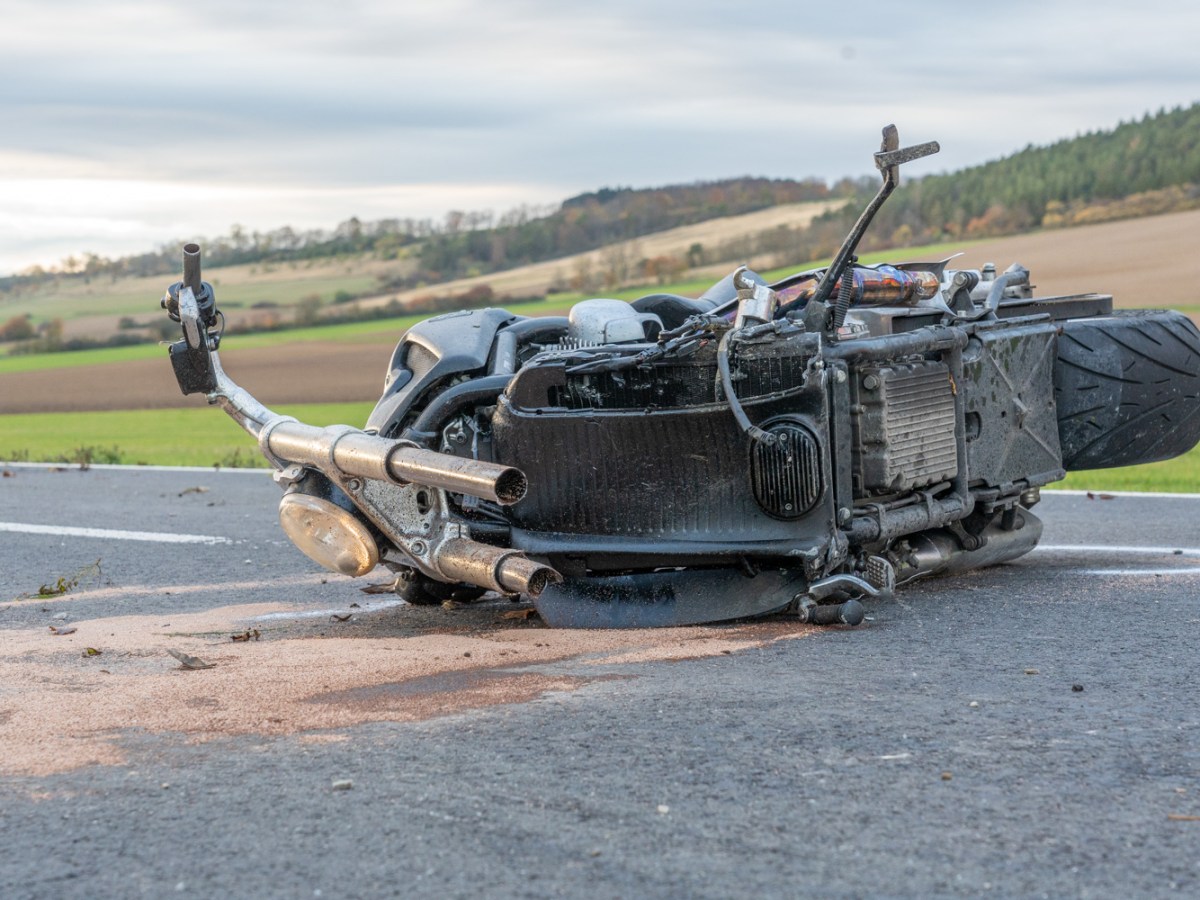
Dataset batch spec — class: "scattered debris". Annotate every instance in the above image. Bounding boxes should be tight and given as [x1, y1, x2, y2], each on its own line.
[1167, 814, 1200, 822]
[167, 648, 215, 670]
[349, 603, 360, 608]
[330, 614, 353, 623]
[1024, 668, 1039, 675]
[941, 772, 953, 781]
[1072, 683, 1084, 692]
[48, 625, 77, 636]
[178, 486, 210, 497]
[82, 647, 102, 657]
[29, 559, 103, 599]
[656, 805, 670, 815]
[52, 612, 68, 621]
[331, 779, 354, 791]
[2, 469, 14, 478]
[498, 608, 538, 621]
[1086, 491, 1116, 500]
[441, 599, 463, 610]
[361, 580, 398, 595]
[231, 629, 261, 642]
[969, 701, 979, 708]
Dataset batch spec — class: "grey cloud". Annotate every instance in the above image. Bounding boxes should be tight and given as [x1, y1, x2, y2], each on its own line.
[1, 0, 1198, 272]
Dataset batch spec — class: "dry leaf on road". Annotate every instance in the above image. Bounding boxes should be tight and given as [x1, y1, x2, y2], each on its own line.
[167, 648, 216, 670]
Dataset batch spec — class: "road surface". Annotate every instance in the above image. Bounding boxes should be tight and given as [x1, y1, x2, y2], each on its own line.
[1, 464, 1198, 898]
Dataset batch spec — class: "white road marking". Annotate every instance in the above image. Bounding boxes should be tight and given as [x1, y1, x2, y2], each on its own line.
[62, 573, 335, 602]
[1045, 489, 1200, 500]
[251, 599, 408, 620]
[1034, 544, 1200, 557]
[0, 521, 231, 545]
[0, 461, 270, 475]
[1083, 568, 1200, 577]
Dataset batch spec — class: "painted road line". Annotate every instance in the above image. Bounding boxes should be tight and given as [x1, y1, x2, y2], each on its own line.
[61, 573, 334, 602]
[1082, 567, 1200, 576]
[1044, 489, 1200, 500]
[0, 522, 231, 545]
[0, 461, 270, 475]
[1034, 544, 1200, 557]
[251, 598, 408, 620]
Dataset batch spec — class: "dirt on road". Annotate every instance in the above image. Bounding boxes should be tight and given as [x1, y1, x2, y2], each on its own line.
[0, 592, 812, 776]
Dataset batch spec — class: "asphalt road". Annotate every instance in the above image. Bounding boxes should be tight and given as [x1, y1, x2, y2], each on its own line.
[2, 465, 1199, 898]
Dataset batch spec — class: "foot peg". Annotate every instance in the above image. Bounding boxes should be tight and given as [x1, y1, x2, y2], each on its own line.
[796, 596, 865, 626]
[793, 561, 891, 627]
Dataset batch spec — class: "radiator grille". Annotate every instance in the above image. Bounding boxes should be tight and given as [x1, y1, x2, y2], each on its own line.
[750, 420, 823, 518]
[493, 404, 812, 540]
[854, 362, 958, 494]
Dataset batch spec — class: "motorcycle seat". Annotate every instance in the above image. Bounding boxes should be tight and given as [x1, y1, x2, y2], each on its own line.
[630, 293, 718, 329]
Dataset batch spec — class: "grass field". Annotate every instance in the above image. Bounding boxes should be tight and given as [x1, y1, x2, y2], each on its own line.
[5, 213, 1200, 491]
[0, 403, 376, 468]
[2, 404, 1197, 491]
[0, 256, 413, 323]
[0, 297, 574, 375]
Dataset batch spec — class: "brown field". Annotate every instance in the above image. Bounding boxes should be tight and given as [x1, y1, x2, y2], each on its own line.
[4, 209, 1198, 415]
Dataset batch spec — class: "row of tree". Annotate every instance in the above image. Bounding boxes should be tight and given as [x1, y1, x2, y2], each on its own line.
[824, 103, 1200, 252]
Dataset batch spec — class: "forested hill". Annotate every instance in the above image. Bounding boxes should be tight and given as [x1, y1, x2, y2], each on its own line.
[415, 176, 843, 280]
[833, 102, 1200, 251]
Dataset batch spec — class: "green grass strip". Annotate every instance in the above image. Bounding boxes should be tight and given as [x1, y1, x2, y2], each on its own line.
[0, 403, 375, 468]
[0, 298, 574, 374]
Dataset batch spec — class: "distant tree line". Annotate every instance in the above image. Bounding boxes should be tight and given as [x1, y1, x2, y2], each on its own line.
[0, 176, 846, 298]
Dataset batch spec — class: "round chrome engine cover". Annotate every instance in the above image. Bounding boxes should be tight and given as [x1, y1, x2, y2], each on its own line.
[278, 493, 380, 577]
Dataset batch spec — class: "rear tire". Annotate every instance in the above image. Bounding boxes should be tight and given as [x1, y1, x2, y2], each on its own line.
[1055, 309, 1200, 470]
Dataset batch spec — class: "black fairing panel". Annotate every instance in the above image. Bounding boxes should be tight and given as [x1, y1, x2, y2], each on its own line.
[491, 341, 837, 566]
[365, 307, 515, 437]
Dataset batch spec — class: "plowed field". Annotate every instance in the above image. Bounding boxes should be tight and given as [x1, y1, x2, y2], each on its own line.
[5, 209, 1198, 414]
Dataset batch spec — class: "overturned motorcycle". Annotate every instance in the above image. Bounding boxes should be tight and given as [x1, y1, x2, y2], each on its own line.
[161, 127, 1200, 628]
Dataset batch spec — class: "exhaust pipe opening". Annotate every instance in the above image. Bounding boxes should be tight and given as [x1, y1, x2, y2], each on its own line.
[494, 468, 528, 506]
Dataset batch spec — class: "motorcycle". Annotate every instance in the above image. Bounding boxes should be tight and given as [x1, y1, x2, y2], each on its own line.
[160, 126, 1200, 628]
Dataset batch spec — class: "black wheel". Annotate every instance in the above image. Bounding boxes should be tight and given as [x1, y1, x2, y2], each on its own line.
[1055, 309, 1200, 470]
[394, 569, 486, 606]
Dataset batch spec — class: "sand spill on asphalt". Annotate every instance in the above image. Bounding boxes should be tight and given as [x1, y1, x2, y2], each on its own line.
[0, 599, 812, 776]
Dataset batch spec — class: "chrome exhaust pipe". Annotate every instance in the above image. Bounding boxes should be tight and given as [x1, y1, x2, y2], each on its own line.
[435, 537, 561, 597]
[260, 420, 527, 506]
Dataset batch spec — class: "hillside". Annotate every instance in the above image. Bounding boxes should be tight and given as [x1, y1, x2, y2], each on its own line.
[4, 209, 1198, 416]
[3, 102, 1198, 353]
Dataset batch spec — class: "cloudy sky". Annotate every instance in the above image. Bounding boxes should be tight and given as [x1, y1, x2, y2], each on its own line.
[1, 0, 1196, 275]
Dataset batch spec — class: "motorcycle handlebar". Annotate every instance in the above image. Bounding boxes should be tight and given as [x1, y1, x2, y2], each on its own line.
[182, 243, 203, 294]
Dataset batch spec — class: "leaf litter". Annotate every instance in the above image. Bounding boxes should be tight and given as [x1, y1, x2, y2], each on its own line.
[167, 648, 216, 670]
